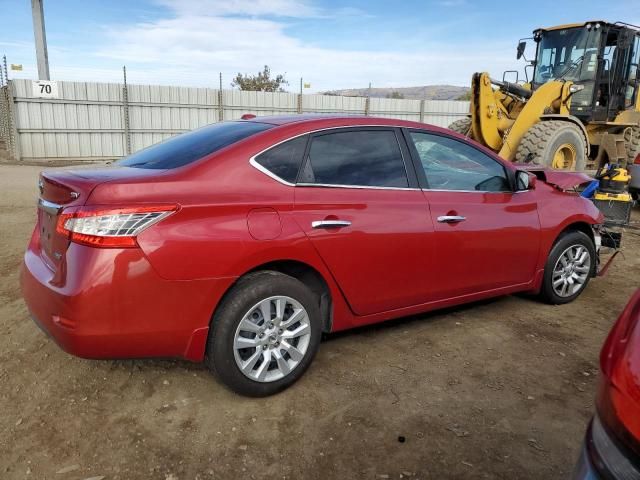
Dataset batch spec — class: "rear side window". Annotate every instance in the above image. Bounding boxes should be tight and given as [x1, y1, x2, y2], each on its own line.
[117, 121, 272, 169]
[254, 135, 308, 183]
[301, 130, 408, 188]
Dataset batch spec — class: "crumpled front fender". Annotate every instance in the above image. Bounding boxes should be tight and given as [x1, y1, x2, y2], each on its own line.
[513, 164, 594, 191]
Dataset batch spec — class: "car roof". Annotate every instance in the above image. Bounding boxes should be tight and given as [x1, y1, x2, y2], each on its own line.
[243, 114, 443, 131]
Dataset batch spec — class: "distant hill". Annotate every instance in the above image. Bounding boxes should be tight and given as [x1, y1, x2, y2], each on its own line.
[321, 85, 471, 101]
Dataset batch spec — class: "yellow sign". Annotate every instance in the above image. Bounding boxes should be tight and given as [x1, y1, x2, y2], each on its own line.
[303, 83, 311, 89]
[10, 64, 23, 71]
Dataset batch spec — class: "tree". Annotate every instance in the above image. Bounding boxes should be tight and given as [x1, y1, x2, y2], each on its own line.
[231, 65, 289, 92]
[456, 90, 472, 101]
[386, 91, 405, 99]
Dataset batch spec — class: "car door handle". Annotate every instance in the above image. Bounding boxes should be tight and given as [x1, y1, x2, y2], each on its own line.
[311, 220, 352, 229]
[437, 215, 466, 223]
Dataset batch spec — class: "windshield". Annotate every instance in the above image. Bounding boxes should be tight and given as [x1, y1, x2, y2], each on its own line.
[117, 121, 272, 169]
[533, 27, 601, 85]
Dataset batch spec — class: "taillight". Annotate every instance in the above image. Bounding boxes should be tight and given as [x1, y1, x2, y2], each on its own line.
[635, 153, 640, 165]
[601, 289, 640, 378]
[596, 289, 640, 462]
[56, 204, 177, 248]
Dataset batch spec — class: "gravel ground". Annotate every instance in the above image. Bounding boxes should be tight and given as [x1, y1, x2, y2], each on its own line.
[1, 163, 638, 480]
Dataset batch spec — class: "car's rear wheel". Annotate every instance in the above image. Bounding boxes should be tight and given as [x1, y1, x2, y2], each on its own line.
[205, 271, 321, 397]
[539, 230, 595, 305]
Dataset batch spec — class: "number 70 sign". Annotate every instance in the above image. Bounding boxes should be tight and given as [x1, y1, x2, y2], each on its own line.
[32, 80, 59, 99]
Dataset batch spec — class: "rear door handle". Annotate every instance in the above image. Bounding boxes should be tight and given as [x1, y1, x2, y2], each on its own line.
[311, 220, 352, 229]
[437, 215, 466, 224]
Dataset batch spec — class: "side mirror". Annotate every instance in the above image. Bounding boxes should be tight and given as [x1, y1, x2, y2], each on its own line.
[517, 41, 527, 60]
[516, 170, 536, 191]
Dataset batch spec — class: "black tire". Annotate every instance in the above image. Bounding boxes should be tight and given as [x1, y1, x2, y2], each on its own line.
[624, 126, 640, 165]
[205, 271, 322, 397]
[448, 117, 472, 136]
[515, 120, 587, 170]
[539, 230, 596, 305]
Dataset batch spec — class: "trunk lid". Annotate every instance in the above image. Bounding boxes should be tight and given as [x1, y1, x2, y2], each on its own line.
[36, 166, 163, 269]
[37, 170, 98, 269]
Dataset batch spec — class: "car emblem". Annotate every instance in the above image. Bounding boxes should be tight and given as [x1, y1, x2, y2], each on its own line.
[38, 178, 44, 194]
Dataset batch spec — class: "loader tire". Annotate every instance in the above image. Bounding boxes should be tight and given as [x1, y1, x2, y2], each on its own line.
[515, 120, 587, 171]
[624, 126, 640, 165]
[448, 117, 472, 136]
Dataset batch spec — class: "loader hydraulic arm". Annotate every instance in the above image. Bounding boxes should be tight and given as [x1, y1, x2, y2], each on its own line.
[489, 78, 532, 100]
[470, 72, 575, 161]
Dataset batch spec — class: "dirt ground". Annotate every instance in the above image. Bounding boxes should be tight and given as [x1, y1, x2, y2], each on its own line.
[1, 163, 639, 480]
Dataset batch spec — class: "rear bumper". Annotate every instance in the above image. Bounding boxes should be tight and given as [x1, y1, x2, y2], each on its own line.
[572, 442, 601, 480]
[20, 236, 235, 361]
[572, 415, 640, 480]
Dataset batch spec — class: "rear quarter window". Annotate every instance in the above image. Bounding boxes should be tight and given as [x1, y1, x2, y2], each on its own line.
[117, 121, 272, 169]
[253, 135, 309, 183]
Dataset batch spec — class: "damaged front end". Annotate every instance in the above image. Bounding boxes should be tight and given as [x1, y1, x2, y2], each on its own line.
[593, 224, 622, 277]
[515, 165, 624, 277]
[514, 165, 594, 191]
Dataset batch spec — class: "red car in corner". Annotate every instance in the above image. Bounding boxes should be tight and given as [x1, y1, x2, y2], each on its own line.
[21, 115, 605, 396]
[573, 289, 640, 479]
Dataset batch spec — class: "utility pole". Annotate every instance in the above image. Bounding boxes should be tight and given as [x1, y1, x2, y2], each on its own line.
[31, 0, 50, 80]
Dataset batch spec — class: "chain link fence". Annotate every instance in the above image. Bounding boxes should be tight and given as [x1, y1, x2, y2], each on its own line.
[0, 57, 15, 160]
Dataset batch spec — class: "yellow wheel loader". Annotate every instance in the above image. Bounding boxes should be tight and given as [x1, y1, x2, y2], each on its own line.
[451, 21, 640, 171]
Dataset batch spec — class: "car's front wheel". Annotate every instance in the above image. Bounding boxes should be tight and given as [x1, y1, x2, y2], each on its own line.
[205, 271, 322, 397]
[539, 230, 596, 305]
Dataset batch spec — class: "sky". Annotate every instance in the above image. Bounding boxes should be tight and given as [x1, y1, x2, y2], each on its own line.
[1, 0, 638, 92]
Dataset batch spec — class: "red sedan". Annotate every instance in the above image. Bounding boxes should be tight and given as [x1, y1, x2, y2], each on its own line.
[573, 289, 640, 479]
[21, 115, 604, 396]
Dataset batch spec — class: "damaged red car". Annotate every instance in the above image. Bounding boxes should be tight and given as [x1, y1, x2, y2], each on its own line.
[21, 115, 606, 396]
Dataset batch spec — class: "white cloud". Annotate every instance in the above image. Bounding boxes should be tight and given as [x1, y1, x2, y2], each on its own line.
[437, 0, 468, 6]
[88, 2, 520, 91]
[6, 0, 522, 91]
[154, 0, 322, 18]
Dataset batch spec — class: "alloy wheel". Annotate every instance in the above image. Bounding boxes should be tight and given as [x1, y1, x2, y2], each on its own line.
[233, 296, 311, 383]
[552, 244, 591, 297]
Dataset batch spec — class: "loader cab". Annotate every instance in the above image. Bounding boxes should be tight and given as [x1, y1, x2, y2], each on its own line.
[530, 22, 640, 122]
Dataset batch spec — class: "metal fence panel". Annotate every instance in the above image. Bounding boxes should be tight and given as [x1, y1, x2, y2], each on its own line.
[126, 83, 219, 152]
[302, 94, 367, 114]
[223, 90, 298, 120]
[422, 100, 470, 128]
[13, 79, 126, 160]
[9, 78, 470, 162]
[369, 97, 422, 122]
